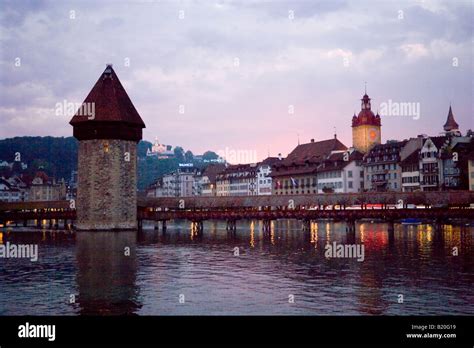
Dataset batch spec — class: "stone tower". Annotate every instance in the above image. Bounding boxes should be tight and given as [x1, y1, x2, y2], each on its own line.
[70, 64, 145, 230]
[351, 92, 381, 154]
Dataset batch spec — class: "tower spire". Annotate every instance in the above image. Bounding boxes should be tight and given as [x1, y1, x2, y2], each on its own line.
[443, 105, 459, 132]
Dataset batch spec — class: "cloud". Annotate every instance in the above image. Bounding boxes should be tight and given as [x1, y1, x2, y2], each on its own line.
[399, 43, 429, 60]
[0, 0, 472, 160]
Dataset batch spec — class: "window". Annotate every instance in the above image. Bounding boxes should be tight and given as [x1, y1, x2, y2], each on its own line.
[348, 171, 353, 178]
[348, 181, 353, 189]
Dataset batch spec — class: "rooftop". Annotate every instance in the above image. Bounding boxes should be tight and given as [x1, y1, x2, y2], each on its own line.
[69, 64, 145, 127]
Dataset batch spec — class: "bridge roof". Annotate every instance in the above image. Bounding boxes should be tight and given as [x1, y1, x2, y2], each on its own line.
[138, 191, 474, 209]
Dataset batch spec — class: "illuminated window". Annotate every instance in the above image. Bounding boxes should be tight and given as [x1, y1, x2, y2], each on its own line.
[103, 141, 109, 153]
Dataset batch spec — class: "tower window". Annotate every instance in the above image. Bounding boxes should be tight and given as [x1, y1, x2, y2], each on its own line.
[103, 141, 109, 153]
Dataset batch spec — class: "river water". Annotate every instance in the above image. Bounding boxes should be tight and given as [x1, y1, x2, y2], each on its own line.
[0, 220, 473, 315]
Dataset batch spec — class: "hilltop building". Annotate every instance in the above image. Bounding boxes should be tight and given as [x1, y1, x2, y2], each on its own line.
[146, 137, 174, 158]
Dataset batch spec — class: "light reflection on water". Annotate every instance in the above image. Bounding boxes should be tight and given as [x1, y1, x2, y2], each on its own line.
[0, 220, 473, 315]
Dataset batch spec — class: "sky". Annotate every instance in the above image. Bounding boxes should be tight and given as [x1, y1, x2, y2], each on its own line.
[0, 0, 472, 163]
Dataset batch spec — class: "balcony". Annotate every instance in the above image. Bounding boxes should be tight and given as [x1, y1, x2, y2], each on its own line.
[420, 180, 438, 186]
[371, 176, 387, 183]
[421, 167, 438, 174]
[372, 169, 389, 175]
[444, 168, 460, 176]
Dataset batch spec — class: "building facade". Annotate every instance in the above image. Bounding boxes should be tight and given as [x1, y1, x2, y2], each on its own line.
[200, 163, 226, 196]
[469, 150, 474, 191]
[162, 166, 200, 197]
[400, 151, 420, 192]
[399, 137, 425, 192]
[257, 157, 280, 195]
[28, 172, 66, 201]
[419, 137, 446, 191]
[316, 150, 364, 193]
[146, 178, 166, 198]
[216, 164, 258, 196]
[0, 178, 21, 202]
[271, 137, 347, 195]
[363, 140, 406, 192]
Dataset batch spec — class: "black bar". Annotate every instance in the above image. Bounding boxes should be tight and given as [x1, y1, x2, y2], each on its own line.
[0, 316, 472, 346]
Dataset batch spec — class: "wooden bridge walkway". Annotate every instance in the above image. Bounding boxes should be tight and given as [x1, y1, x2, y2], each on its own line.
[0, 191, 472, 230]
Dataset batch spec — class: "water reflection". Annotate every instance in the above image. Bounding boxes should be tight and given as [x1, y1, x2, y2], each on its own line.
[0, 221, 473, 315]
[75, 231, 141, 315]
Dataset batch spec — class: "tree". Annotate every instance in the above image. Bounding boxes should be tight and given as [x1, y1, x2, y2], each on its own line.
[184, 150, 194, 163]
[202, 151, 219, 161]
[137, 140, 153, 158]
[174, 147, 185, 162]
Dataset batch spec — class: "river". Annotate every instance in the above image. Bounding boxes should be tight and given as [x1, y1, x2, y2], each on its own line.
[0, 220, 473, 315]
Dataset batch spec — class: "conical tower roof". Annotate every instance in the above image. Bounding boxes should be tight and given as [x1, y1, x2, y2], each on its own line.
[443, 106, 459, 132]
[70, 64, 145, 141]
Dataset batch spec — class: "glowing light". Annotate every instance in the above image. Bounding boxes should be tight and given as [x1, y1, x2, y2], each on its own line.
[310, 222, 318, 245]
[249, 221, 255, 248]
[360, 223, 365, 242]
[426, 229, 432, 243]
[270, 221, 275, 245]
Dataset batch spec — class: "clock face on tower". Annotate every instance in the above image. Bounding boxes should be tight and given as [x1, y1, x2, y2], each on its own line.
[369, 128, 378, 141]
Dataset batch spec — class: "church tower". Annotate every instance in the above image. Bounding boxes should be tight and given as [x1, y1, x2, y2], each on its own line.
[70, 64, 146, 230]
[351, 92, 381, 153]
[443, 105, 459, 134]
